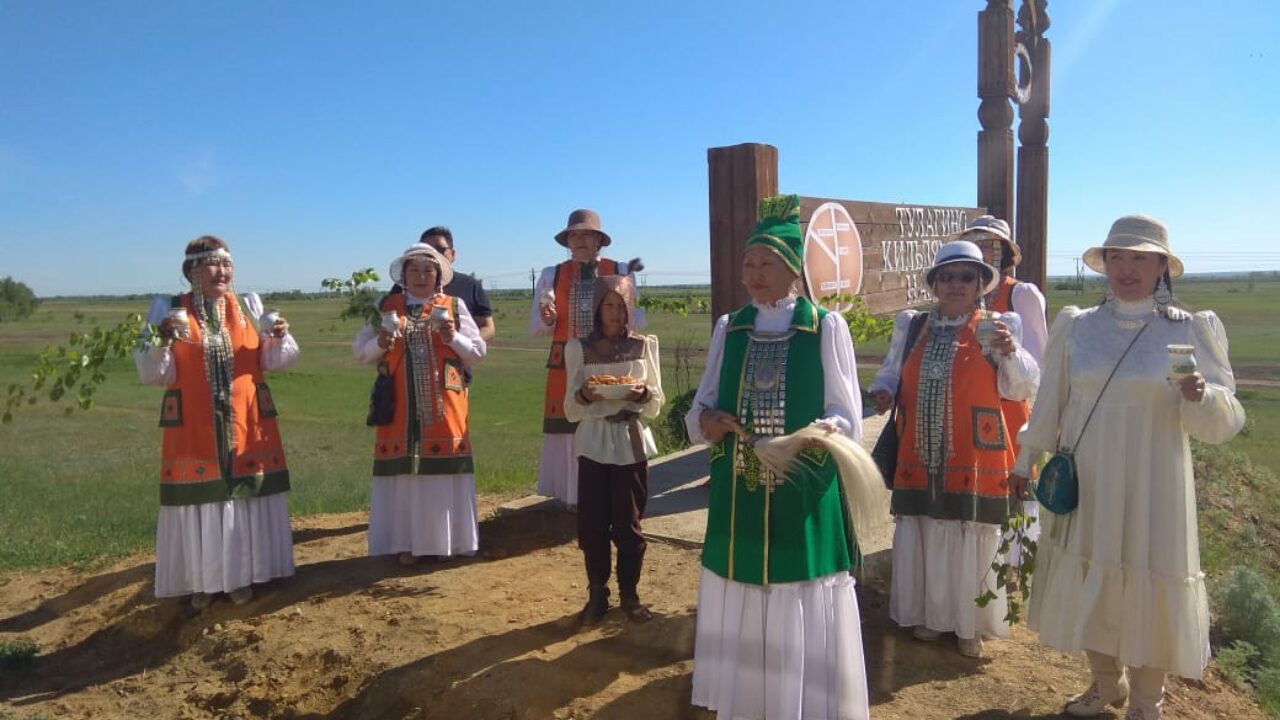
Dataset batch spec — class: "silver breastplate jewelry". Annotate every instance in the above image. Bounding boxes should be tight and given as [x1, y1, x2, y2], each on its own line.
[735, 331, 792, 491]
[569, 277, 595, 339]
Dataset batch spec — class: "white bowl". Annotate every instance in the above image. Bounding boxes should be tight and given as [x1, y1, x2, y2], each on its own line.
[591, 384, 638, 401]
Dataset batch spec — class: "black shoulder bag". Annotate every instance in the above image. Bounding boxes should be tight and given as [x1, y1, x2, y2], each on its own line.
[871, 312, 929, 488]
[366, 359, 396, 427]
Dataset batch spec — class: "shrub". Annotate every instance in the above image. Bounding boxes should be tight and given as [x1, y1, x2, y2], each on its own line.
[0, 637, 37, 671]
[1255, 662, 1280, 715]
[654, 388, 696, 455]
[0, 277, 39, 322]
[1218, 640, 1259, 689]
[1215, 566, 1280, 665]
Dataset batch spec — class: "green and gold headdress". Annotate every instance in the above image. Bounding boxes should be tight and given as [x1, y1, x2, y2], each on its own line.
[745, 194, 803, 276]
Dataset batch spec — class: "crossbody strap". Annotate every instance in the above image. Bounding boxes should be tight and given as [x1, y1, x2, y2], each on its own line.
[888, 312, 930, 416]
[1063, 323, 1148, 453]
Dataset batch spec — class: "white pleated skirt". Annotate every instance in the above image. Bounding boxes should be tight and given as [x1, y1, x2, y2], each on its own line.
[691, 568, 870, 720]
[368, 473, 479, 558]
[889, 516, 1009, 640]
[535, 433, 579, 505]
[154, 494, 296, 598]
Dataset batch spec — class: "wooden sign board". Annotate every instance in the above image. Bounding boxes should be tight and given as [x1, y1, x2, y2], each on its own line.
[797, 197, 986, 316]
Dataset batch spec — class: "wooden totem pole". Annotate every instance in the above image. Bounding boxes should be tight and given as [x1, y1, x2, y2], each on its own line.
[978, 0, 1051, 290]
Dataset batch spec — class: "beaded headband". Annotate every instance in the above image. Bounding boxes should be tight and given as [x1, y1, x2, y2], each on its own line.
[185, 248, 233, 265]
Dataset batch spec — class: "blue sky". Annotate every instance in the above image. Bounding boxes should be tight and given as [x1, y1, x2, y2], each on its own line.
[2, 1, 1277, 297]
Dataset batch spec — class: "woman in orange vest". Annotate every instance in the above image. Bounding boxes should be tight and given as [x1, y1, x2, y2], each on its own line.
[355, 244, 487, 564]
[869, 240, 1040, 658]
[957, 215, 1049, 569]
[529, 209, 641, 507]
[134, 235, 299, 609]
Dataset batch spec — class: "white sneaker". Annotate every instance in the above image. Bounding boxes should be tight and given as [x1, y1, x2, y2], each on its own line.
[228, 586, 253, 605]
[190, 593, 212, 610]
[1066, 677, 1129, 717]
[957, 637, 984, 658]
[912, 625, 942, 641]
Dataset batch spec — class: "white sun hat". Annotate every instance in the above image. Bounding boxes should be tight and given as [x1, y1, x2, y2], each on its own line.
[925, 240, 1000, 295]
[1082, 214, 1183, 278]
[389, 243, 453, 288]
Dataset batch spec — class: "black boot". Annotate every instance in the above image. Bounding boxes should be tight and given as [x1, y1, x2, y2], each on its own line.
[617, 550, 652, 622]
[579, 584, 611, 626]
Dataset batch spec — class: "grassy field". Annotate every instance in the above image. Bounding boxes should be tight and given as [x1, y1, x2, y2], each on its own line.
[0, 277, 1277, 572]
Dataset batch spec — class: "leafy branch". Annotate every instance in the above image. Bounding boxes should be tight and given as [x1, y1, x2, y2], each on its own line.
[636, 295, 708, 317]
[975, 511, 1037, 625]
[820, 293, 895, 343]
[321, 268, 382, 326]
[4, 314, 149, 424]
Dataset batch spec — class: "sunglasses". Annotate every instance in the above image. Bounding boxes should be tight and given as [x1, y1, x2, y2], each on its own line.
[936, 270, 979, 284]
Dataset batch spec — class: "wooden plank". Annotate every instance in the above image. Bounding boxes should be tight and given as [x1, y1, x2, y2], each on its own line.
[707, 143, 778, 321]
[791, 196, 984, 314]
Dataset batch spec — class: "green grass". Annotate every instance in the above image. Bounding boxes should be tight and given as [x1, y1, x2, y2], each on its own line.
[0, 638, 37, 672]
[1, 278, 1277, 572]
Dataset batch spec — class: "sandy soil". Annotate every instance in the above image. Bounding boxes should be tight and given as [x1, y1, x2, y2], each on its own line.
[0, 500, 1265, 720]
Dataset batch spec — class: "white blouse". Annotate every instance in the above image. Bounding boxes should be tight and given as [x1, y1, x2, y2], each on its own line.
[353, 292, 486, 366]
[683, 297, 864, 445]
[867, 308, 1040, 403]
[133, 293, 300, 385]
[563, 335, 664, 465]
[1009, 282, 1048, 363]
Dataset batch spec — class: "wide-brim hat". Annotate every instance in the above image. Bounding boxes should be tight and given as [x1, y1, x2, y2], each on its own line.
[555, 208, 612, 247]
[955, 214, 1020, 265]
[925, 240, 1000, 295]
[389, 243, 454, 288]
[1082, 214, 1183, 278]
[744, 194, 804, 276]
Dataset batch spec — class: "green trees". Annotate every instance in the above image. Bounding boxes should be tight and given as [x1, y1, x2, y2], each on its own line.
[0, 277, 39, 322]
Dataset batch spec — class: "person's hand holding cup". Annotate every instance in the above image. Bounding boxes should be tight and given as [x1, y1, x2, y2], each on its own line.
[539, 288, 557, 326]
[259, 308, 288, 339]
[429, 305, 456, 343]
[160, 307, 190, 345]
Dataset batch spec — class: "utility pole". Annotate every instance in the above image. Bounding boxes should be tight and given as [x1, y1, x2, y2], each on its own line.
[529, 268, 536, 296]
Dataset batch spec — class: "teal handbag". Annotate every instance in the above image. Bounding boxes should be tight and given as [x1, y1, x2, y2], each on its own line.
[1034, 324, 1148, 515]
[1035, 451, 1078, 514]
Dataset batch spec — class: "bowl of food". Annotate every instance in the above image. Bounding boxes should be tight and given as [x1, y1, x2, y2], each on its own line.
[587, 374, 641, 400]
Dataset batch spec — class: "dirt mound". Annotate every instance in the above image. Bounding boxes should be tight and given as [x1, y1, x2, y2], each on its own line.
[0, 502, 1265, 719]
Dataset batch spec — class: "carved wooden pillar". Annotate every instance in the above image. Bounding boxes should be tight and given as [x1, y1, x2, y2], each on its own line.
[1015, 0, 1050, 291]
[977, 0, 1015, 227]
[707, 143, 779, 320]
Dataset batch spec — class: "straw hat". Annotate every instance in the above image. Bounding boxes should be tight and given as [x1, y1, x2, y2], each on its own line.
[925, 240, 1001, 295]
[1082, 215, 1183, 278]
[389, 243, 453, 288]
[555, 208, 612, 247]
[957, 215, 1020, 265]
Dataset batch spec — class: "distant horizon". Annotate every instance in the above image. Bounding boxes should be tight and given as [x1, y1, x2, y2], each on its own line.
[24, 269, 1278, 302]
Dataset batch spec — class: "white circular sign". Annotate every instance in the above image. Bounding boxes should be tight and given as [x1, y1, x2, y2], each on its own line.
[803, 202, 864, 312]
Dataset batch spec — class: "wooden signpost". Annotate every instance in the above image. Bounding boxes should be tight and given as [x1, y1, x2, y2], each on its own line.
[706, 149, 986, 320]
[707, 1, 1050, 321]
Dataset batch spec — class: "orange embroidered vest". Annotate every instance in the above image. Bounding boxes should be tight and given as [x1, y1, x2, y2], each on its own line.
[889, 313, 1015, 524]
[158, 293, 290, 506]
[987, 275, 1030, 455]
[373, 293, 473, 476]
[542, 258, 620, 434]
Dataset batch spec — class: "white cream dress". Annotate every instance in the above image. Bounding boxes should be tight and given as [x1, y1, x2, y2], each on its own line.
[1013, 297, 1246, 678]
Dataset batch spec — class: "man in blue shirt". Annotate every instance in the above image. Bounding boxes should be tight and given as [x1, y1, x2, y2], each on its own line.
[418, 226, 495, 342]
